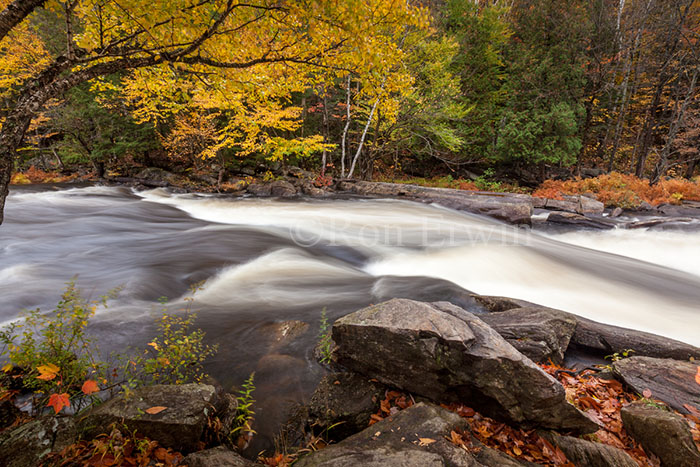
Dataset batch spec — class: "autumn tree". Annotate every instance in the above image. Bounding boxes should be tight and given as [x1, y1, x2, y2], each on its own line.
[0, 0, 426, 224]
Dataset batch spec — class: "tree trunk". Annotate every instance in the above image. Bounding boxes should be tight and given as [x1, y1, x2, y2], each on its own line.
[0, 112, 34, 224]
[347, 97, 380, 179]
[340, 75, 351, 178]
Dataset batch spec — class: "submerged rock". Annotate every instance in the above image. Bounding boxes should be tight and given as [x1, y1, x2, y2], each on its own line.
[0, 416, 76, 467]
[621, 401, 700, 467]
[613, 357, 700, 414]
[79, 383, 235, 453]
[295, 402, 521, 467]
[332, 298, 598, 433]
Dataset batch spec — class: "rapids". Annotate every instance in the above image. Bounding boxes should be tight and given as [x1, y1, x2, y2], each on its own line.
[1, 184, 699, 448]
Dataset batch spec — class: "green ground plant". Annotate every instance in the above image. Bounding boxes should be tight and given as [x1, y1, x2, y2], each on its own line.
[318, 308, 333, 364]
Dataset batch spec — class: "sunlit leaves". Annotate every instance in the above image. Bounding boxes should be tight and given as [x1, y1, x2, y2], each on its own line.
[81, 379, 100, 395]
[36, 363, 60, 381]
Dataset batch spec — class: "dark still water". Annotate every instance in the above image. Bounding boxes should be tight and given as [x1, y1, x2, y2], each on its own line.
[2, 184, 700, 448]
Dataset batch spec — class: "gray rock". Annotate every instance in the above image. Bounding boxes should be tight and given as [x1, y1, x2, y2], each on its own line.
[269, 180, 297, 197]
[183, 446, 257, 466]
[471, 295, 535, 312]
[621, 401, 700, 467]
[626, 217, 694, 229]
[79, 383, 234, 453]
[332, 299, 598, 433]
[613, 357, 700, 414]
[572, 317, 700, 361]
[540, 431, 637, 467]
[336, 180, 533, 225]
[0, 416, 76, 467]
[546, 211, 615, 229]
[545, 197, 580, 213]
[308, 372, 386, 439]
[578, 196, 605, 214]
[610, 207, 623, 217]
[295, 402, 521, 467]
[479, 306, 577, 364]
[247, 183, 272, 196]
[136, 167, 176, 184]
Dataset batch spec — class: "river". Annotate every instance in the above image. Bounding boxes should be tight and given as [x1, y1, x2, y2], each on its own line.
[2, 184, 699, 448]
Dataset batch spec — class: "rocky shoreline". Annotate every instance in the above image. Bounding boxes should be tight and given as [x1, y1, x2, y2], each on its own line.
[103, 167, 700, 232]
[1, 294, 698, 466]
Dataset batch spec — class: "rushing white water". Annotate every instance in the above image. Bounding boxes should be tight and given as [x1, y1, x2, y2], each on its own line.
[136, 188, 700, 346]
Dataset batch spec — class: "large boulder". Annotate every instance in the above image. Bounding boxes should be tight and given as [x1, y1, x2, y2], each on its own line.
[269, 180, 298, 197]
[539, 431, 638, 467]
[0, 416, 76, 467]
[613, 357, 700, 414]
[183, 446, 258, 466]
[79, 383, 235, 453]
[295, 402, 522, 467]
[308, 372, 386, 439]
[621, 401, 700, 467]
[336, 180, 533, 225]
[479, 306, 577, 364]
[332, 299, 598, 433]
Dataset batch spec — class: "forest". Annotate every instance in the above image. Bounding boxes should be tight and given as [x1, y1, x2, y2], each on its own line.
[2, 0, 700, 222]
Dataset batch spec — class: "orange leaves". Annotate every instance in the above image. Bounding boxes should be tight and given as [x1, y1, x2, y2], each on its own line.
[695, 367, 700, 386]
[36, 363, 60, 381]
[145, 406, 167, 415]
[533, 172, 700, 208]
[369, 390, 414, 425]
[81, 380, 100, 395]
[47, 393, 70, 414]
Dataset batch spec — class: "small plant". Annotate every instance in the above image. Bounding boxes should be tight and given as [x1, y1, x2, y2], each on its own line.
[474, 168, 504, 192]
[605, 349, 635, 363]
[0, 280, 119, 415]
[318, 308, 333, 364]
[230, 372, 256, 449]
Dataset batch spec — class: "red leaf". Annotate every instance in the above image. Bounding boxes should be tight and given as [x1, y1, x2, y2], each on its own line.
[145, 406, 167, 415]
[81, 379, 100, 395]
[47, 393, 70, 414]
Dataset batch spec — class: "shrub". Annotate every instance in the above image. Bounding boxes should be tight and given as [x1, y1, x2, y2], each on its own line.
[533, 172, 700, 208]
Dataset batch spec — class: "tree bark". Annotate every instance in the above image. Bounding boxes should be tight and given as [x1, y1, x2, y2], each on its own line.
[0, 0, 46, 43]
[340, 75, 351, 178]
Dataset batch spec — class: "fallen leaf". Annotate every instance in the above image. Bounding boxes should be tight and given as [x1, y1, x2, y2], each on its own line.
[47, 392, 70, 414]
[642, 388, 652, 398]
[81, 379, 100, 395]
[145, 406, 167, 415]
[418, 437, 436, 446]
[37, 363, 60, 381]
[695, 367, 700, 386]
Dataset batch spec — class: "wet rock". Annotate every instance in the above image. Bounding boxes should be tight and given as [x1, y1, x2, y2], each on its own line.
[613, 357, 700, 414]
[308, 372, 386, 439]
[546, 212, 614, 229]
[638, 201, 654, 211]
[247, 183, 272, 196]
[183, 446, 258, 466]
[300, 181, 326, 197]
[332, 299, 598, 433]
[540, 431, 637, 467]
[479, 306, 577, 364]
[621, 401, 700, 467]
[610, 207, 623, 217]
[573, 320, 700, 361]
[545, 197, 579, 213]
[625, 217, 694, 229]
[269, 180, 298, 197]
[257, 320, 310, 352]
[336, 180, 533, 225]
[0, 416, 76, 467]
[80, 384, 234, 453]
[295, 402, 521, 467]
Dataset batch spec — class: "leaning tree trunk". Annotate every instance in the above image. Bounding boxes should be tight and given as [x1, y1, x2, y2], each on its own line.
[0, 110, 34, 224]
